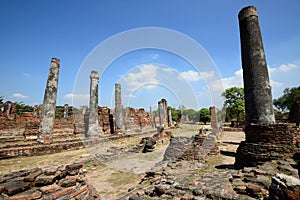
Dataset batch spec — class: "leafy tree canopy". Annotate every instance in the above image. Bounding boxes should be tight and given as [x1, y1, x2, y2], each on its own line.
[273, 86, 300, 112]
[199, 108, 210, 124]
[222, 87, 245, 121]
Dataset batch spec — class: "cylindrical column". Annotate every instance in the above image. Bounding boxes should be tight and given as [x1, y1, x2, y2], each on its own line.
[38, 58, 60, 144]
[239, 6, 275, 125]
[115, 83, 123, 132]
[88, 70, 100, 136]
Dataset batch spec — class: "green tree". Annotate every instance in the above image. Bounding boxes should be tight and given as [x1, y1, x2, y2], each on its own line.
[222, 87, 245, 121]
[273, 86, 300, 112]
[168, 106, 181, 122]
[0, 96, 4, 107]
[199, 108, 210, 124]
[182, 108, 200, 122]
[15, 101, 34, 115]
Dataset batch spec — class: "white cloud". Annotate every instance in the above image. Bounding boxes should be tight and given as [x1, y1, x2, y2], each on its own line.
[278, 63, 297, 72]
[162, 68, 175, 73]
[269, 63, 298, 73]
[124, 93, 136, 98]
[178, 70, 215, 82]
[12, 93, 28, 99]
[179, 70, 201, 81]
[209, 69, 243, 92]
[123, 64, 159, 92]
[270, 80, 283, 87]
[202, 71, 215, 79]
[63, 93, 89, 99]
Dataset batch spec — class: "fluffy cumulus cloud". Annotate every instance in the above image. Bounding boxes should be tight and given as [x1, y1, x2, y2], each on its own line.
[12, 93, 28, 99]
[122, 64, 159, 92]
[178, 70, 215, 81]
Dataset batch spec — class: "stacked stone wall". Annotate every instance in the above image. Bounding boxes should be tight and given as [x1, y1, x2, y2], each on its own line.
[0, 163, 100, 199]
[235, 124, 300, 168]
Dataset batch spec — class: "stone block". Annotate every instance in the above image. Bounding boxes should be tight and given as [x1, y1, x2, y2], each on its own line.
[40, 184, 61, 194]
[66, 163, 83, 171]
[70, 184, 87, 198]
[59, 177, 77, 187]
[24, 168, 42, 182]
[42, 185, 76, 200]
[34, 175, 56, 186]
[7, 189, 41, 200]
[2, 181, 30, 195]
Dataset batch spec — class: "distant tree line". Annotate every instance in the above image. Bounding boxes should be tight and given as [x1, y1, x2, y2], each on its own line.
[167, 105, 211, 124]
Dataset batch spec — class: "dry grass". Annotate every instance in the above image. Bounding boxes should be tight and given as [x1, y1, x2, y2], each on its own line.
[0, 148, 89, 175]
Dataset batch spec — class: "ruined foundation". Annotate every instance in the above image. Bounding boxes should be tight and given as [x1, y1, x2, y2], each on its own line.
[235, 124, 300, 168]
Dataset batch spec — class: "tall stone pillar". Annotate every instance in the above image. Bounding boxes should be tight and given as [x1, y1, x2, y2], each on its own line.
[209, 106, 218, 131]
[63, 104, 68, 119]
[115, 83, 123, 133]
[168, 109, 173, 127]
[239, 6, 275, 125]
[150, 106, 155, 128]
[88, 70, 100, 136]
[38, 58, 60, 144]
[158, 100, 164, 127]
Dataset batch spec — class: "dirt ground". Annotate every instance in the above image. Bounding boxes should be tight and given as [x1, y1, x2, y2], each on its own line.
[0, 124, 245, 199]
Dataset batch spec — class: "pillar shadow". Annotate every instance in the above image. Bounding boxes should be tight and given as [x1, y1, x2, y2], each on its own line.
[222, 141, 240, 145]
[220, 150, 236, 157]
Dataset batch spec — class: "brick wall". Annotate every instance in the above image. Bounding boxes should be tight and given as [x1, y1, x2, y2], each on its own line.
[235, 124, 300, 169]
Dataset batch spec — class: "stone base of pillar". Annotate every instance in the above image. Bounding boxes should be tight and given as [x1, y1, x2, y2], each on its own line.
[88, 123, 99, 136]
[37, 134, 53, 144]
[235, 124, 300, 169]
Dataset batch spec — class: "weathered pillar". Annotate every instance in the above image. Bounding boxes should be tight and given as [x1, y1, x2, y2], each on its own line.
[63, 104, 68, 119]
[239, 5, 275, 125]
[158, 100, 164, 127]
[150, 106, 155, 128]
[88, 70, 100, 136]
[38, 58, 60, 144]
[168, 109, 173, 127]
[210, 106, 218, 131]
[115, 83, 124, 133]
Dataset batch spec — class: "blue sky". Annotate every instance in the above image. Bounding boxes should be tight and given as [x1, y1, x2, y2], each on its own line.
[0, 0, 299, 111]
